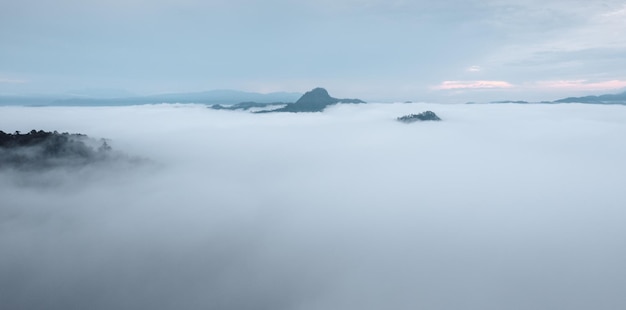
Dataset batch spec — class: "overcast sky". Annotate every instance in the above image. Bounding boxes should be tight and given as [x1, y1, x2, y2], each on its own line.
[1, 0, 626, 101]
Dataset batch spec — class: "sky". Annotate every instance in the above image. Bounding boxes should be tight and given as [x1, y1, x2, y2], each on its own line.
[1, 0, 626, 101]
[2, 102, 626, 309]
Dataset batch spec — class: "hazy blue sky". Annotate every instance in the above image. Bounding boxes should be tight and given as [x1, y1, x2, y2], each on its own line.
[1, 0, 626, 101]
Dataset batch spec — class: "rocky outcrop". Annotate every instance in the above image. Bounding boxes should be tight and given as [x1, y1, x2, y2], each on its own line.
[397, 111, 441, 123]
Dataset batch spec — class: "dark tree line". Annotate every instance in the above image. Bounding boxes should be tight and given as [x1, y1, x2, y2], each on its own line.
[0, 130, 112, 170]
[1, 130, 83, 147]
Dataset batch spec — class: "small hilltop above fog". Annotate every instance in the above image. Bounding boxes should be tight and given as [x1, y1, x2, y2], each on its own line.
[396, 111, 442, 123]
[212, 87, 366, 113]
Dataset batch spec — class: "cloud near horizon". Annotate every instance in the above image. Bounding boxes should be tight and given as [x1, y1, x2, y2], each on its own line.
[434, 80, 514, 90]
[434, 78, 626, 94]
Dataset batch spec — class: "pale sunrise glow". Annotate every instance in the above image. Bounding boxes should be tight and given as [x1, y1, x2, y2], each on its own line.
[533, 79, 626, 91]
[434, 80, 513, 90]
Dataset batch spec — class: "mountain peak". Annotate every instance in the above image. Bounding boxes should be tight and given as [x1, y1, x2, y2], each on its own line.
[254, 87, 365, 113]
[306, 87, 331, 97]
[294, 87, 336, 107]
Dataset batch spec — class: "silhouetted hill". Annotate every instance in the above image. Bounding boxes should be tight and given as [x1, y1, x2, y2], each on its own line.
[553, 91, 626, 104]
[263, 88, 365, 113]
[0, 130, 114, 170]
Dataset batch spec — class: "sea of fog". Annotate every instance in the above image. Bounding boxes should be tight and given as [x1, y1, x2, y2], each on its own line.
[1, 102, 626, 310]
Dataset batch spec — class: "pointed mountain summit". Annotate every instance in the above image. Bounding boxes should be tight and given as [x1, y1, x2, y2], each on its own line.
[290, 88, 338, 112]
[267, 87, 365, 112]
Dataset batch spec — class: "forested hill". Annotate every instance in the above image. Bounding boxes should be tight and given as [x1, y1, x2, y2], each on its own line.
[0, 130, 113, 169]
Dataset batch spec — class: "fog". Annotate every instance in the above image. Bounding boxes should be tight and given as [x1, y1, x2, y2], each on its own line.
[1, 103, 626, 310]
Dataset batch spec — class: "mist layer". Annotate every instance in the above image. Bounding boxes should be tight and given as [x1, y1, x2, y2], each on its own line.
[1, 103, 625, 310]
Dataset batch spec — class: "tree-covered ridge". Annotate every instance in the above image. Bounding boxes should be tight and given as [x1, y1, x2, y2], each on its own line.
[0, 130, 113, 170]
[397, 111, 441, 123]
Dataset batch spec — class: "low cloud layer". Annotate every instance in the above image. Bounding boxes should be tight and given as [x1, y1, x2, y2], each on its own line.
[1, 103, 626, 309]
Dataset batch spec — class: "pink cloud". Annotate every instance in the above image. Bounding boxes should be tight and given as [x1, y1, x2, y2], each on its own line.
[534, 80, 626, 91]
[434, 80, 513, 90]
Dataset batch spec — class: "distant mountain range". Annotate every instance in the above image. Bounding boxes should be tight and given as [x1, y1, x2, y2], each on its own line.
[0, 90, 302, 106]
[4, 88, 626, 107]
[553, 91, 626, 104]
[490, 100, 529, 104]
[483, 90, 626, 105]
